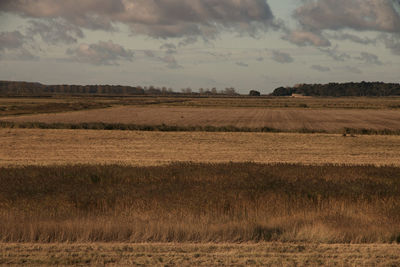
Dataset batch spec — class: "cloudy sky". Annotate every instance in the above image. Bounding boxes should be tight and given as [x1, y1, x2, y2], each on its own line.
[0, 0, 399, 93]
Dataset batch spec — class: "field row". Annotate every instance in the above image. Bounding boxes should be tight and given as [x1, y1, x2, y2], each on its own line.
[1, 129, 400, 166]
[1, 243, 400, 266]
[3, 106, 400, 133]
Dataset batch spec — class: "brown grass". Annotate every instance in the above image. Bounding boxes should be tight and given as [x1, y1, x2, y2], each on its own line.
[1, 242, 400, 266]
[1, 163, 400, 244]
[1, 128, 400, 166]
[3, 106, 400, 133]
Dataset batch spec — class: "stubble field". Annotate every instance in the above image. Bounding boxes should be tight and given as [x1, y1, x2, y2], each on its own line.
[1, 128, 400, 166]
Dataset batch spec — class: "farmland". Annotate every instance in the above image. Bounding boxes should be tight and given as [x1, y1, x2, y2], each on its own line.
[1, 96, 400, 265]
[1, 129, 400, 166]
[3, 106, 400, 134]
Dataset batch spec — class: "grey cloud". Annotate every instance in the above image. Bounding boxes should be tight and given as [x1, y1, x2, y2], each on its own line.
[160, 43, 177, 54]
[319, 46, 351, 61]
[311, 65, 331, 72]
[271, 50, 294, 64]
[236, 62, 249, 67]
[381, 33, 400, 55]
[144, 50, 156, 58]
[27, 18, 84, 45]
[1, 0, 275, 39]
[178, 36, 198, 47]
[344, 66, 363, 74]
[0, 30, 38, 61]
[327, 32, 378, 45]
[158, 55, 182, 69]
[284, 30, 331, 47]
[206, 52, 232, 60]
[355, 52, 383, 65]
[0, 31, 25, 50]
[66, 40, 134, 65]
[294, 0, 400, 33]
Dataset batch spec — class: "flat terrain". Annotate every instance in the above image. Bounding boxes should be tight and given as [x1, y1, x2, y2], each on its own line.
[2, 96, 400, 266]
[1, 243, 400, 266]
[1, 129, 400, 166]
[3, 106, 400, 133]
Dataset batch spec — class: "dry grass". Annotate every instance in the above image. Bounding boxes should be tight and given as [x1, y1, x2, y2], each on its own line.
[1, 242, 400, 266]
[1, 163, 400, 244]
[3, 106, 400, 133]
[1, 128, 400, 166]
[170, 96, 400, 109]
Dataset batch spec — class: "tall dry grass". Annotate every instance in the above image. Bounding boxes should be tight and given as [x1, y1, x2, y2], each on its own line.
[1, 163, 399, 243]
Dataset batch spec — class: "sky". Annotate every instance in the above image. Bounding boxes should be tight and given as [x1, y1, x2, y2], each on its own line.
[0, 0, 399, 93]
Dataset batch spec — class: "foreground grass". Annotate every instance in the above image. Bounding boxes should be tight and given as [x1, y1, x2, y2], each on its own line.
[1, 242, 400, 266]
[1, 163, 400, 243]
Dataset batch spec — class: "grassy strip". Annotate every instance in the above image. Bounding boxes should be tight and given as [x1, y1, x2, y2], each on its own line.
[1, 162, 400, 243]
[2, 121, 400, 135]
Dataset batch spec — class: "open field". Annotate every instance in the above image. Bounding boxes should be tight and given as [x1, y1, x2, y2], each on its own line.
[3, 96, 400, 110]
[1, 128, 400, 166]
[3, 106, 400, 133]
[1, 163, 400, 244]
[1, 242, 400, 266]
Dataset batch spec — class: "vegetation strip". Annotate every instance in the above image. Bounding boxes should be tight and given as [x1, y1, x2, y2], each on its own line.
[1, 243, 400, 266]
[1, 163, 400, 243]
[1, 121, 400, 135]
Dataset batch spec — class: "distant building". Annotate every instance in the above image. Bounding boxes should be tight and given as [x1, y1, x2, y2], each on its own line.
[291, 93, 305, 98]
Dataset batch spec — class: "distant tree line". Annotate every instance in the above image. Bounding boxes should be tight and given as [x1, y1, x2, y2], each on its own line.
[0, 81, 146, 96]
[272, 82, 400, 97]
[0, 81, 239, 96]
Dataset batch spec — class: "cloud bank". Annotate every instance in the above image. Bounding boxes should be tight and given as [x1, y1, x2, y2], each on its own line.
[0, 0, 275, 39]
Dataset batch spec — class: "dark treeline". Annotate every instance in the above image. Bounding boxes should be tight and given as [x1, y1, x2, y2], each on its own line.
[272, 82, 400, 97]
[0, 81, 145, 96]
[0, 81, 240, 96]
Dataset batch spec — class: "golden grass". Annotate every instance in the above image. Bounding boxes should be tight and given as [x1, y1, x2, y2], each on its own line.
[1, 242, 400, 266]
[3, 106, 400, 133]
[1, 128, 400, 166]
[1, 163, 399, 244]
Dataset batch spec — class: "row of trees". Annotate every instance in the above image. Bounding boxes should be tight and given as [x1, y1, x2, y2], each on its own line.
[272, 82, 400, 97]
[0, 81, 239, 96]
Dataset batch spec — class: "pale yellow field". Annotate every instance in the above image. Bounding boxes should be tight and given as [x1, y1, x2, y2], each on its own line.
[1, 128, 400, 166]
[1, 243, 400, 266]
[3, 106, 400, 132]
